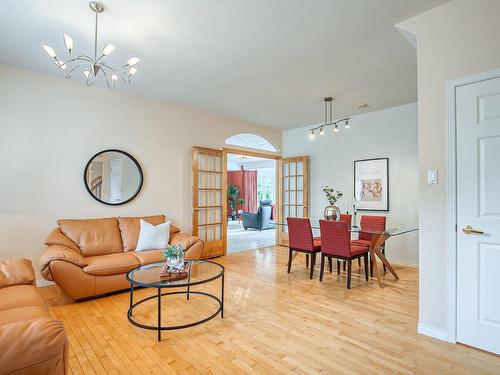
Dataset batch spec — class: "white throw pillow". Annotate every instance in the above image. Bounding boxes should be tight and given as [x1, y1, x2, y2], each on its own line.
[135, 219, 171, 251]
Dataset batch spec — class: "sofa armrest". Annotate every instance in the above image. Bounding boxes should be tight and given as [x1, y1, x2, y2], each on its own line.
[0, 318, 68, 375]
[170, 232, 205, 259]
[39, 245, 87, 281]
[0, 258, 35, 289]
[170, 232, 200, 249]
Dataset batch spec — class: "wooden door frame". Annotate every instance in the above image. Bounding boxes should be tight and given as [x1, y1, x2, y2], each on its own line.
[192, 146, 225, 258]
[222, 147, 282, 255]
[444, 67, 500, 344]
[278, 156, 309, 246]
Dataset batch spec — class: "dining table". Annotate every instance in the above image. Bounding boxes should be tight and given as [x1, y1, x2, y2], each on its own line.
[277, 221, 418, 288]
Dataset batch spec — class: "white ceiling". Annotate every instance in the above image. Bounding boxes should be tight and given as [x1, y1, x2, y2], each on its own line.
[0, 0, 447, 129]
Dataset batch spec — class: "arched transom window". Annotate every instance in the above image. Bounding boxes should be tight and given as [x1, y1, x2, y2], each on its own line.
[225, 133, 278, 152]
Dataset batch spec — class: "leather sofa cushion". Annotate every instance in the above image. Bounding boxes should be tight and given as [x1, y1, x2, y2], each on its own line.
[131, 250, 164, 265]
[58, 218, 123, 256]
[0, 285, 48, 312]
[83, 253, 140, 276]
[44, 228, 80, 251]
[0, 285, 50, 326]
[117, 215, 181, 251]
[0, 258, 35, 288]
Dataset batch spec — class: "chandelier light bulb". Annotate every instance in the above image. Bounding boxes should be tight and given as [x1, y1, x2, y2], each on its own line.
[57, 60, 67, 70]
[111, 74, 118, 82]
[128, 67, 138, 76]
[333, 125, 339, 132]
[344, 120, 350, 129]
[102, 43, 115, 56]
[309, 130, 315, 139]
[319, 127, 325, 136]
[42, 45, 56, 58]
[83, 70, 90, 79]
[126, 56, 140, 67]
[63, 34, 73, 51]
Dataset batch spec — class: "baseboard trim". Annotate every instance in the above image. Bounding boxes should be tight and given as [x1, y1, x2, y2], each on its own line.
[418, 323, 453, 342]
[386, 258, 418, 268]
[36, 279, 54, 287]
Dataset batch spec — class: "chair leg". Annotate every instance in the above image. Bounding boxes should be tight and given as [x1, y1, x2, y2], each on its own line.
[319, 254, 325, 282]
[370, 254, 373, 277]
[309, 253, 316, 279]
[337, 260, 340, 275]
[306, 254, 309, 268]
[343, 261, 346, 272]
[328, 257, 333, 273]
[358, 258, 361, 267]
[364, 254, 369, 281]
[287, 249, 293, 273]
[347, 260, 352, 289]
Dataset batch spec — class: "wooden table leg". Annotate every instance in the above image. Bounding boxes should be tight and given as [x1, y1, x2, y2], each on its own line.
[369, 232, 399, 287]
[370, 247, 383, 288]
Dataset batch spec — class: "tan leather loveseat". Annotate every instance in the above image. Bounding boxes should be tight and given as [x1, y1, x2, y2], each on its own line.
[39, 215, 204, 300]
[0, 258, 68, 375]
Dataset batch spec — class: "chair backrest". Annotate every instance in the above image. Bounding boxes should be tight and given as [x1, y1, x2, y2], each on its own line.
[358, 215, 386, 241]
[319, 220, 352, 257]
[287, 217, 314, 251]
[340, 214, 352, 224]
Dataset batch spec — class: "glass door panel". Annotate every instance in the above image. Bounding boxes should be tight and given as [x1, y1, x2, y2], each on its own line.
[278, 156, 309, 246]
[192, 147, 225, 257]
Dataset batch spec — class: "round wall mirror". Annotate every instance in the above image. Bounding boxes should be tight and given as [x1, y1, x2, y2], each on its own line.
[84, 149, 143, 205]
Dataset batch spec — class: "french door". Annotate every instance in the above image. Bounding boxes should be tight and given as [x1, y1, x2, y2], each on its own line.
[456, 76, 500, 354]
[278, 156, 309, 246]
[192, 147, 226, 258]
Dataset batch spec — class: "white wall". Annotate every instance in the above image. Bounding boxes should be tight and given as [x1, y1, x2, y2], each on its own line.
[283, 103, 419, 265]
[397, 0, 500, 341]
[0, 64, 281, 279]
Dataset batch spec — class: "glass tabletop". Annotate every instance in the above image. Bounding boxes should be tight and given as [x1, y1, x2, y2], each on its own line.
[276, 222, 418, 237]
[126, 260, 224, 288]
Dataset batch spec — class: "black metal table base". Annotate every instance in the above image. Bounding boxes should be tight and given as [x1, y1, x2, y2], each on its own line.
[128, 287, 224, 341]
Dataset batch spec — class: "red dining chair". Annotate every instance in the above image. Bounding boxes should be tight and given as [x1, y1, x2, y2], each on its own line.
[319, 220, 369, 289]
[287, 217, 321, 279]
[351, 215, 387, 273]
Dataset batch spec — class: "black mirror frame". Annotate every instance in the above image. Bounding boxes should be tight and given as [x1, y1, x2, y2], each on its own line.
[83, 149, 144, 206]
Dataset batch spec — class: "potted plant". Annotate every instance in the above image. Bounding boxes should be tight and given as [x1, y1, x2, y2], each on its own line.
[227, 184, 245, 220]
[322, 186, 343, 220]
[161, 243, 185, 270]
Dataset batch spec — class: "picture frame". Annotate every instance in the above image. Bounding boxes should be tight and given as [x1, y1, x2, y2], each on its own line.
[353, 158, 389, 211]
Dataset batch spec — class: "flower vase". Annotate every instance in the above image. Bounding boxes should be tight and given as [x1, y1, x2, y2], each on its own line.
[167, 251, 185, 270]
[324, 205, 341, 221]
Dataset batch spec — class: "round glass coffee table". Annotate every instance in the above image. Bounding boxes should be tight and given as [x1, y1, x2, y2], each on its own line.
[126, 260, 224, 341]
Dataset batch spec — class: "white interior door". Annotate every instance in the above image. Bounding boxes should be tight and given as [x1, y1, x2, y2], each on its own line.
[456, 75, 500, 355]
[110, 158, 122, 203]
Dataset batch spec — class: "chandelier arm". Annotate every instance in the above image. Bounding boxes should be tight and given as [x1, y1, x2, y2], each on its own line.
[64, 63, 88, 79]
[100, 66, 112, 89]
[60, 55, 94, 65]
[100, 63, 130, 83]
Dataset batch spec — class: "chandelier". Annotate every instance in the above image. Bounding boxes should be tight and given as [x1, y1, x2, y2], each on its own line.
[309, 97, 351, 138]
[41, 1, 140, 89]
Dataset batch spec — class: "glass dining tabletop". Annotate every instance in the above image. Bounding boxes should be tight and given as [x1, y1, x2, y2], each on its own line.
[276, 221, 418, 237]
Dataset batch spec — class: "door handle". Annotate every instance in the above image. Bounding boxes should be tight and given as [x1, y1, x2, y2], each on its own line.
[462, 225, 484, 235]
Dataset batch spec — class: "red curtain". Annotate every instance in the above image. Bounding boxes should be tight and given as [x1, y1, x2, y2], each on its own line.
[242, 170, 258, 213]
[227, 169, 258, 214]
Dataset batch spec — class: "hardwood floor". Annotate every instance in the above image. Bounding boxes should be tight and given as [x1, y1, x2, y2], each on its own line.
[39, 246, 500, 375]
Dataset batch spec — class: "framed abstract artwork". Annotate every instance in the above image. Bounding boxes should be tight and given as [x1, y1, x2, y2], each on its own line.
[353, 158, 389, 211]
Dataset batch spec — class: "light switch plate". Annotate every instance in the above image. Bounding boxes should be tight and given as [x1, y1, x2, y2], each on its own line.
[427, 169, 438, 184]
